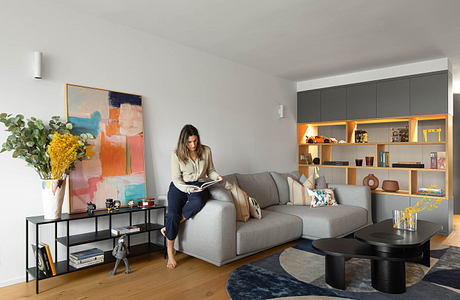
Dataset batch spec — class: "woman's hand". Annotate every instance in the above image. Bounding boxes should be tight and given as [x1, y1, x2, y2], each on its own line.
[217, 176, 223, 183]
[190, 188, 203, 193]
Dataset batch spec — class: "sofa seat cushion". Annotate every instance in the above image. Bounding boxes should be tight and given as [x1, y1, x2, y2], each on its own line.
[265, 204, 368, 239]
[236, 210, 302, 255]
[236, 172, 279, 208]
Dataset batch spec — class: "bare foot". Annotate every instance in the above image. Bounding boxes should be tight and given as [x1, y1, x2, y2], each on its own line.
[167, 258, 177, 269]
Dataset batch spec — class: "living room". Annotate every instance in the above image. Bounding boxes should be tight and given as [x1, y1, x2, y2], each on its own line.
[1, 1, 459, 299]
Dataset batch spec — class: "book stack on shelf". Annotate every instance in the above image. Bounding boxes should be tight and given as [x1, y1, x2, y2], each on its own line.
[111, 225, 140, 236]
[32, 242, 56, 277]
[392, 161, 424, 168]
[417, 186, 445, 197]
[70, 248, 104, 269]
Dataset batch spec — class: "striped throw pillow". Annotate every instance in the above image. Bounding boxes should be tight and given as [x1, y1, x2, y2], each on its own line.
[287, 176, 311, 206]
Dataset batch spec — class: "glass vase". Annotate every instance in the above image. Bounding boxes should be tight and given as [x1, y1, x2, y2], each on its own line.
[392, 209, 417, 231]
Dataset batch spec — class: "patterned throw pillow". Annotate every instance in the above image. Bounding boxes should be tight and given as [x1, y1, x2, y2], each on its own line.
[307, 188, 337, 208]
[248, 197, 262, 219]
[225, 182, 250, 222]
[287, 177, 311, 206]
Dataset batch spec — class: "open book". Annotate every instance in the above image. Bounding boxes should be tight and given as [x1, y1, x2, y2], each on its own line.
[178, 178, 223, 191]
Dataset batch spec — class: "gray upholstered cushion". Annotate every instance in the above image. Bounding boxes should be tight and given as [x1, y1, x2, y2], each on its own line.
[315, 176, 327, 189]
[269, 171, 302, 205]
[236, 210, 302, 255]
[329, 184, 372, 224]
[236, 172, 279, 208]
[265, 204, 368, 239]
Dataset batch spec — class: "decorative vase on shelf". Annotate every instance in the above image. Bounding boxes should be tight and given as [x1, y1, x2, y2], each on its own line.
[41, 178, 66, 219]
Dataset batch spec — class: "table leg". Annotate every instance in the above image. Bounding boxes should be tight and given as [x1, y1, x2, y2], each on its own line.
[325, 255, 345, 290]
[25, 220, 28, 283]
[35, 224, 39, 294]
[421, 240, 430, 267]
[371, 259, 405, 294]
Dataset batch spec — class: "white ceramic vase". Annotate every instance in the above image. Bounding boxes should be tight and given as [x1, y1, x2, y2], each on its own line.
[41, 179, 66, 219]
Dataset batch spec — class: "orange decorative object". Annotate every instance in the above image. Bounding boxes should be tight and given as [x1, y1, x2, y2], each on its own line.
[306, 136, 337, 144]
[363, 174, 379, 190]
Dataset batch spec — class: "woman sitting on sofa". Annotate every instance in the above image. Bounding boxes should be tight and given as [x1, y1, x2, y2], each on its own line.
[161, 124, 222, 269]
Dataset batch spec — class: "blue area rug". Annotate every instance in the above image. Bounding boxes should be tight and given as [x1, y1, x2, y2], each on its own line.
[226, 239, 460, 299]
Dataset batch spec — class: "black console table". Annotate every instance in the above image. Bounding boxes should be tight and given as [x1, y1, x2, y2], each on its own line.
[26, 205, 166, 294]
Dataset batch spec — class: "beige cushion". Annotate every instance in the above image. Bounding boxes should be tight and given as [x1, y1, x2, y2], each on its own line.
[225, 182, 250, 222]
[248, 197, 262, 219]
[287, 176, 311, 206]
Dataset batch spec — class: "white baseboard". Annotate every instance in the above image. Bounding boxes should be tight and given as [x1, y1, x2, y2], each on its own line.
[0, 276, 25, 288]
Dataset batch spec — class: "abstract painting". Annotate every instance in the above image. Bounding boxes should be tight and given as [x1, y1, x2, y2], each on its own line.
[66, 84, 146, 213]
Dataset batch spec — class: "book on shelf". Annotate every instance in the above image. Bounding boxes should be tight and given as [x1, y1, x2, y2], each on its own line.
[69, 257, 104, 269]
[392, 163, 424, 168]
[437, 152, 446, 169]
[70, 254, 105, 265]
[378, 152, 389, 167]
[111, 225, 141, 236]
[40, 242, 56, 276]
[70, 248, 104, 261]
[430, 152, 437, 169]
[31, 244, 50, 277]
[417, 186, 445, 197]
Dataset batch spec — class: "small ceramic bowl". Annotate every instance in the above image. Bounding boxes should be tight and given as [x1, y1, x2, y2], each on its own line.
[382, 180, 399, 192]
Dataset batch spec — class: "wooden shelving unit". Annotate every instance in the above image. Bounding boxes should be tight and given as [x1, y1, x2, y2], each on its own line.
[297, 113, 452, 200]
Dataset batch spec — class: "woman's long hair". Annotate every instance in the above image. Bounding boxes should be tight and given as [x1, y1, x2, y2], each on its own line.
[175, 124, 204, 163]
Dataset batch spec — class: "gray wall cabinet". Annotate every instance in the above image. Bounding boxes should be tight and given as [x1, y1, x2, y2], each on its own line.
[320, 87, 347, 121]
[410, 73, 448, 115]
[410, 197, 452, 235]
[372, 194, 410, 223]
[377, 78, 410, 117]
[347, 83, 377, 119]
[297, 90, 321, 123]
[297, 71, 450, 123]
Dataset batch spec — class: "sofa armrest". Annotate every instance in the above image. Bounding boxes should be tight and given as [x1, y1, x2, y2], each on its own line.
[175, 199, 236, 266]
[329, 184, 372, 224]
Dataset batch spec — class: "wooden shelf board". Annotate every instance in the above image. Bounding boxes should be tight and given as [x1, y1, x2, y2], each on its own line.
[298, 142, 446, 146]
[297, 113, 447, 126]
[372, 189, 410, 196]
[297, 164, 446, 172]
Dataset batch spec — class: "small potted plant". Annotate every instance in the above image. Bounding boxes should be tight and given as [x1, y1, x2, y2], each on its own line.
[0, 113, 93, 219]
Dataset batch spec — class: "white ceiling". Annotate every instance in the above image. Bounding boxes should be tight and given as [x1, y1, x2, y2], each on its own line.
[47, 0, 460, 82]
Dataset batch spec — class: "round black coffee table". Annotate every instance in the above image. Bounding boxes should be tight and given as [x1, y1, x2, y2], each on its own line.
[313, 219, 442, 294]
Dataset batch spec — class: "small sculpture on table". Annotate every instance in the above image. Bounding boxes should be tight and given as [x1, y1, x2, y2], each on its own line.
[106, 198, 114, 212]
[113, 200, 121, 210]
[128, 199, 135, 209]
[110, 234, 131, 275]
[87, 202, 96, 216]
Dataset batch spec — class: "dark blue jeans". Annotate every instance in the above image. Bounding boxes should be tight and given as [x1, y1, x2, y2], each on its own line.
[165, 181, 210, 241]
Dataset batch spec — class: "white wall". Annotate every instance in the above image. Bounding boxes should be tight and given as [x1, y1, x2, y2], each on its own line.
[0, 2, 296, 287]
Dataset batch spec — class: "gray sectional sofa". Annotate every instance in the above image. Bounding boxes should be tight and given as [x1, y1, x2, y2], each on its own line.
[174, 171, 372, 266]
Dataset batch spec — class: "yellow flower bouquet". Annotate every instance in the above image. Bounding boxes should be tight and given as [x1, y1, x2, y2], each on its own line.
[0, 114, 93, 218]
[393, 195, 443, 231]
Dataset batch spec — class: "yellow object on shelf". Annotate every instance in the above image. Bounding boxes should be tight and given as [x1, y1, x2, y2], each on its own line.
[423, 128, 441, 142]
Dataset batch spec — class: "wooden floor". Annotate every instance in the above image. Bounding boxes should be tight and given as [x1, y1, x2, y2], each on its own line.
[2, 215, 459, 300]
